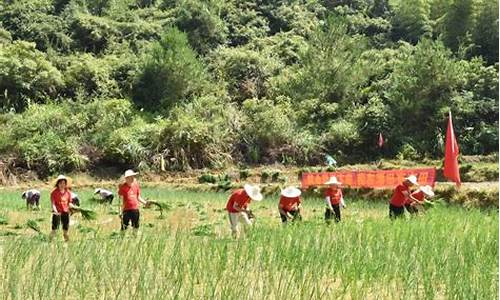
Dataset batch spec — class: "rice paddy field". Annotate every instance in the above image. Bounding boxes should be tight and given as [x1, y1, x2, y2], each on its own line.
[0, 187, 498, 299]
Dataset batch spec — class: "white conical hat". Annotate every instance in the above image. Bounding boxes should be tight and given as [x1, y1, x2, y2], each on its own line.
[419, 185, 435, 197]
[244, 184, 263, 201]
[124, 170, 139, 178]
[281, 186, 301, 198]
[325, 176, 341, 185]
[405, 175, 418, 185]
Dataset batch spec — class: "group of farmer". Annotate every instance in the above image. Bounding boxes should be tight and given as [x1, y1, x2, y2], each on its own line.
[224, 174, 434, 237]
[21, 170, 434, 241]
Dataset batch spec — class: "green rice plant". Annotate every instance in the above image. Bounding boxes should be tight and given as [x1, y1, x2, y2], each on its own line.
[73, 207, 97, 220]
[26, 219, 41, 233]
[191, 224, 214, 237]
[0, 188, 497, 299]
[0, 214, 8, 225]
[146, 200, 171, 218]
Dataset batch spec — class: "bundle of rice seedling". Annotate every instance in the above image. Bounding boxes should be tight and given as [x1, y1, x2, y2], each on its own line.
[146, 200, 171, 217]
[72, 207, 97, 220]
[26, 219, 41, 233]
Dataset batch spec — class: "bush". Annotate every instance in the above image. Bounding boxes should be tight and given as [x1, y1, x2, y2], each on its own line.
[198, 173, 217, 184]
[239, 169, 250, 181]
[396, 144, 420, 161]
[132, 28, 209, 113]
[0, 41, 63, 112]
[159, 95, 242, 170]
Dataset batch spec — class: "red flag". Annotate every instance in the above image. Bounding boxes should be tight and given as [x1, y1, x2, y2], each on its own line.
[378, 133, 384, 148]
[443, 111, 461, 187]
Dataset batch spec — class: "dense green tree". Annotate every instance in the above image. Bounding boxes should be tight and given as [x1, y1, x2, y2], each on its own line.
[0, 41, 63, 112]
[172, 0, 228, 55]
[132, 28, 209, 113]
[441, 0, 474, 52]
[391, 0, 432, 44]
[471, 0, 499, 65]
[1, 0, 72, 51]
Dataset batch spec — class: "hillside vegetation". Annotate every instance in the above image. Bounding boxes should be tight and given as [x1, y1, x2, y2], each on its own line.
[0, 0, 498, 177]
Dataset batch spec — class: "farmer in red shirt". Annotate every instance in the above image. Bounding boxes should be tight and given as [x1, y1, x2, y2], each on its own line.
[118, 170, 148, 232]
[226, 184, 263, 238]
[278, 186, 302, 224]
[324, 176, 346, 223]
[389, 175, 418, 219]
[50, 175, 77, 242]
[407, 185, 435, 214]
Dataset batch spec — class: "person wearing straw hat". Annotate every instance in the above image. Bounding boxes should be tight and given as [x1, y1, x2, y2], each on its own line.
[50, 175, 77, 242]
[407, 185, 435, 214]
[21, 189, 41, 210]
[324, 176, 345, 223]
[278, 186, 302, 224]
[118, 170, 148, 232]
[389, 175, 419, 219]
[226, 184, 263, 238]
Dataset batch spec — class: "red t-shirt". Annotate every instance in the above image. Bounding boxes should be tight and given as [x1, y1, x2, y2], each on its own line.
[118, 182, 141, 211]
[324, 187, 342, 205]
[410, 191, 425, 203]
[226, 189, 251, 213]
[390, 184, 410, 207]
[51, 188, 72, 213]
[279, 196, 301, 212]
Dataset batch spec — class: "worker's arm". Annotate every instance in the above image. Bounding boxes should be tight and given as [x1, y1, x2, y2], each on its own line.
[324, 197, 334, 211]
[138, 195, 148, 205]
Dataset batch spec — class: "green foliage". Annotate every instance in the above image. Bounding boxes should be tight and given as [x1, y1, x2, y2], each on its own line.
[207, 46, 282, 102]
[396, 144, 420, 161]
[471, 1, 499, 65]
[159, 95, 241, 170]
[440, 0, 474, 52]
[198, 174, 217, 184]
[223, 0, 270, 46]
[0, 0, 497, 174]
[0, 0, 72, 51]
[132, 28, 208, 113]
[0, 41, 63, 112]
[391, 0, 432, 44]
[171, 0, 228, 55]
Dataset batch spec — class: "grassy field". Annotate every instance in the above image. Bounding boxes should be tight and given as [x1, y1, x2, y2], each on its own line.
[0, 188, 498, 299]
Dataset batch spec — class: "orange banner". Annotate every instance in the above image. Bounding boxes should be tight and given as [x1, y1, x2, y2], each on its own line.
[301, 168, 436, 189]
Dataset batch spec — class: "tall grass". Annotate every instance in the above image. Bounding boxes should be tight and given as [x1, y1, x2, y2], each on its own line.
[0, 188, 497, 299]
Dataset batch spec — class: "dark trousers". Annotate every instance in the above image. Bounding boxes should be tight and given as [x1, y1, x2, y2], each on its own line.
[105, 195, 114, 204]
[279, 209, 302, 223]
[389, 204, 405, 219]
[121, 209, 140, 230]
[325, 205, 341, 223]
[52, 213, 70, 230]
[27, 195, 40, 208]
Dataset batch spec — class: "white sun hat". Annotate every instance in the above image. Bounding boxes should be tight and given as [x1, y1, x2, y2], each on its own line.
[419, 185, 435, 197]
[405, 175, 418, 185]
[124, 169, 139, 178]
[324, 176, 341, 185]
[244, 184, 263, 201]
[281, 186, 302, 198]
